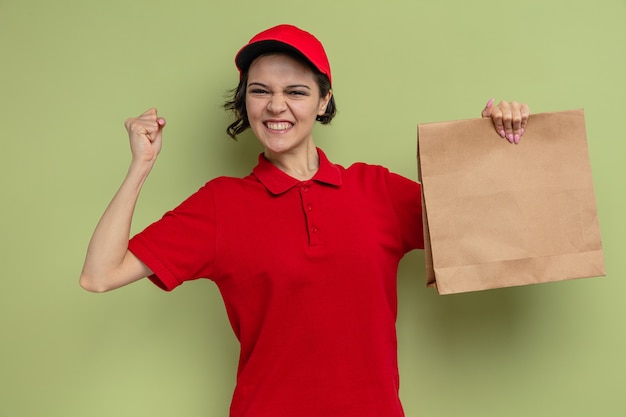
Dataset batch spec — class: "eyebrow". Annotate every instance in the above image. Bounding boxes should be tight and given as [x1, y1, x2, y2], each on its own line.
[247, 82, 312, 90]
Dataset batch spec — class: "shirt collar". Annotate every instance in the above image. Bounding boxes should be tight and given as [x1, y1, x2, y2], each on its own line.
[252, 148, 342, 195]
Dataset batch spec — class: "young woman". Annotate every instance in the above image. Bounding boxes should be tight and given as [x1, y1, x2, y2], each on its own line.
[80, 24, 530, 417]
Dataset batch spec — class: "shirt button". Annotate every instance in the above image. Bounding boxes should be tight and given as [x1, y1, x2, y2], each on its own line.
[311, 226, 318, 233]
[307, 204, 313, 211]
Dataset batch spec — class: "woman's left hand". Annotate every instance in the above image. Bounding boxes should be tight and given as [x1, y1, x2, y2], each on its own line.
[481, 99, 530, 144]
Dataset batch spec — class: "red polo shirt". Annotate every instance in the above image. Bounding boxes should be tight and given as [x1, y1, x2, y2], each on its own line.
[128, 148, 423, 417]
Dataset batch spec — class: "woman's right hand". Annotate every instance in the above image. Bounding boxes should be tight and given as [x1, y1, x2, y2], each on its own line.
[80, 108, 165, 292]
[124, 108, 166, 164]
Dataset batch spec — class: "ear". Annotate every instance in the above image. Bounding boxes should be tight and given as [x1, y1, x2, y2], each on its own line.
[317, 90, 332, 116]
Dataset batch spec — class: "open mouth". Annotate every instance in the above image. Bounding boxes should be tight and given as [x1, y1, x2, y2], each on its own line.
[265, 121, 294, 131]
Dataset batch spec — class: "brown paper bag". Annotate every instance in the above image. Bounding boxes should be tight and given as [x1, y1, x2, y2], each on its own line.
[417, 109, 605, 295]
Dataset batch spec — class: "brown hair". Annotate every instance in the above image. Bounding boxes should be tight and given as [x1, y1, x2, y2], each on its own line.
[224, 52, 337, 140]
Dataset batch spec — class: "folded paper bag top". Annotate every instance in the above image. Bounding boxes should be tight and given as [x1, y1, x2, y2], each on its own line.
[417, 109, 605, 295]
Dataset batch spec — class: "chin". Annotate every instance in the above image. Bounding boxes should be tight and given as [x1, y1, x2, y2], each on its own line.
[263, 141, 295, 155]
[259, 133, 298, 152]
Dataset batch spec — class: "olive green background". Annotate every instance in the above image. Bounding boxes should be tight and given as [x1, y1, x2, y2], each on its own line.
[1, 0, 624, 416]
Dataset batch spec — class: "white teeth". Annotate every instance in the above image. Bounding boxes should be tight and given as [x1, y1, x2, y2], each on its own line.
[266, 122, 292, 131]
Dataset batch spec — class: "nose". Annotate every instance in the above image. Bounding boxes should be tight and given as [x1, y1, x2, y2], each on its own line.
[267, 93, 287, 114]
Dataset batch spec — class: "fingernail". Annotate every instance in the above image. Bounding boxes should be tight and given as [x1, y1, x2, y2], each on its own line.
[507, 134, 514, 143]
[486, 98, 495, 108]
[499, 130, 506, 138]
[521, 128, 525, 136]
[514, 134, 520, 144]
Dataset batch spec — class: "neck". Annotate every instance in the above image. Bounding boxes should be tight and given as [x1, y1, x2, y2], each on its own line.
[264, 142, 319, 181]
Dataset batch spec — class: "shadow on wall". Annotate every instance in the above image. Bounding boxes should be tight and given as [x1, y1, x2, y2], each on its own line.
[397, 250, 529, 355]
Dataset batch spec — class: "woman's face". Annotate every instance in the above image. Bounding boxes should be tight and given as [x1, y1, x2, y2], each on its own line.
[245, 53, 331, 157]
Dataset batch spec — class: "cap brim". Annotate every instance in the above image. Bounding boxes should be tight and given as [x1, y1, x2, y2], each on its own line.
[235, 40, 311, 73]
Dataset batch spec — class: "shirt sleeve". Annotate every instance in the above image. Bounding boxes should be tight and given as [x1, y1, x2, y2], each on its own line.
[385, 172, 424, 252]
[128, 182, 217, 291]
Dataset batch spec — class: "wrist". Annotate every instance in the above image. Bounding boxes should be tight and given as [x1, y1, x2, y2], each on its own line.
[126, 159, 154, 185]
